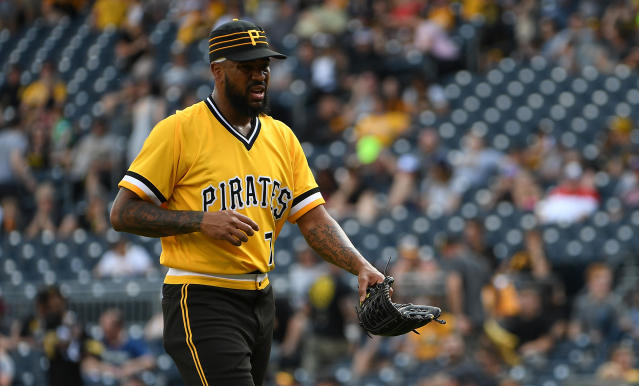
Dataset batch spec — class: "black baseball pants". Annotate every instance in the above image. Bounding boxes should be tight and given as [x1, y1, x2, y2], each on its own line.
[162, 283, 274, 386]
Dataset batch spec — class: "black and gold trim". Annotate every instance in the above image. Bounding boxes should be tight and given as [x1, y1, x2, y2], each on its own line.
[208, 19, 285, 63]
[204, 95, 261, 150]
[120, 171, 167, 205]
[209, 29, 269, 55]
[179, 284, 209, 386]
[289, 187, 324, 222]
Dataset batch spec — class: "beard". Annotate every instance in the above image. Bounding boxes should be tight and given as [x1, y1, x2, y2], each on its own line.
[224, 75, 270, 118]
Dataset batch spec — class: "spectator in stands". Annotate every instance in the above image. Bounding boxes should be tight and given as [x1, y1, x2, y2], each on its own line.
[451, 131, 504, 195]
[523, 123, 563, 184]
[270, 295, 297, 371]
[615, 157, 639, 207]
[49, 106, 73, 170]
[24, 115, 53, 177]
[485, 283, 557, 365]
[84, 194, 110, 235]
[354, 95, 411, 147]
[391, 235, 445, 301]
[596, 343, 639, 384]
[57, 192, 111, 238]
[85, 308, 155, 382]
[412, 9, 461, 76]
[486, 245, 540, 321]
[0, 196, 22, 234]
[439, 334, 499, 386]
[420, 158, 461, 217]
[68, 118, 120, 200]
[600, 116, 636, 171]
[42, 0, 86, 24]
[0, 336, 13, 386]
[19, 61, 67, 109]
[326, 154, 394, 224]
[94, 234, 154, 278]
[297, 266, 355, 380]
[442, 234, 492, 336]
[114, 22, 151, 75]
[0, 298, 12, 341]
[487, 229, 568, 344]
[402, 74, 449, 115]
[298, 93, 347, 144]
[0, 65, 21, 110]
[100, 77, 136, 137]
[161, 49, 192, 91]
[35, 286, 99, 386]
[547, 12, 610, 73]
[620, 283, 639, 341]
[463, 219, 497, 269]
[511, 170, 542, 212]
[343, 71, 379, 126]
[569, 263, 624, 345]
[0, 298, 16, 386]
[175, 0, 226, 47]
[25, 182, 59, 239]
[388, 127, 448, 209]
[287, 246, 326, 309]
[294, 0, 348, 38]
[0, 116, 37, 198]
[601, 3, 637, 66]
[489, 149, 541, 212]
[127, 79, 165, 165]
[18, 287, 50, 347]
[91, 0, 129, 30]
[536, 161, 599, 224]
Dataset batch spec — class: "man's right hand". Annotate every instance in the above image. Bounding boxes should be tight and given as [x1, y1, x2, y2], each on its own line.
[200, 210, 260, 246]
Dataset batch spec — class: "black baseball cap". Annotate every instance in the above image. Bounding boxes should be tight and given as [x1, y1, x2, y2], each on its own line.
[208, 19, 286, 63]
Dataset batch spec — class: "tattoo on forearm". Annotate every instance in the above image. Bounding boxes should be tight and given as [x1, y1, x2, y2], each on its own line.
[302, 222, 360, 275]
[116, 199, 203, 237]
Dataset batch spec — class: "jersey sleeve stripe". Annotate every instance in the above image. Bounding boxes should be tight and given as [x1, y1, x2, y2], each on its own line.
[118, 180, 151, 202]
[291, 187, 320, 208]
[289, 190, 324, 218]
[288, 196, 324, 223]
[125, 171, 167, 203]
[121, 174, 164, 206]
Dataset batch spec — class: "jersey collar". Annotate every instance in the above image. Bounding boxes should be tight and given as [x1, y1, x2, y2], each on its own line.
[204, 95, 261, 150]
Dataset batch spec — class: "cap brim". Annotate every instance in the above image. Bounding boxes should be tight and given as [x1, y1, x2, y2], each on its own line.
[225, 47, 287, 61]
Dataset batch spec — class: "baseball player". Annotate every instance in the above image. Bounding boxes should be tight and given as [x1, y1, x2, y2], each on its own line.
[110, 19, 385, 386]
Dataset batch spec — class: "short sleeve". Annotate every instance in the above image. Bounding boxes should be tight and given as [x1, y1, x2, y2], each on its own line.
[118, 115, 181, 205]
[286, 132, 325, 223]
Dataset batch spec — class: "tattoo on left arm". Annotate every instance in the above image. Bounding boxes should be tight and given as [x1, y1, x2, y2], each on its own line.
[301, 220, 361, 275]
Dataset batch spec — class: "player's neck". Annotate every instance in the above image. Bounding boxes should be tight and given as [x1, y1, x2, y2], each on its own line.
[211, 92, 253, 136]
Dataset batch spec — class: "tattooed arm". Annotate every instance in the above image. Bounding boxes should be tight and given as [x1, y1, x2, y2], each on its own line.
[296, 205, 384, 301]
[110, 188, 259, 246]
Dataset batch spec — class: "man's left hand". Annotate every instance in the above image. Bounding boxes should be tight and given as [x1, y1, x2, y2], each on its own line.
[357, 264, 385, 303]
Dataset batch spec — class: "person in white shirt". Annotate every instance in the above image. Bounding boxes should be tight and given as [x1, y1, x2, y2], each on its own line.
[94, 236, 155, 278]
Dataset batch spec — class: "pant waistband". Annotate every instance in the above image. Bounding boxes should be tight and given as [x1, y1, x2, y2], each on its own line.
[165, 268, 269, 290]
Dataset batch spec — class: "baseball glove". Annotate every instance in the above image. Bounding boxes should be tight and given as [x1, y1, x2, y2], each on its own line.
[357, 276, 445, 337]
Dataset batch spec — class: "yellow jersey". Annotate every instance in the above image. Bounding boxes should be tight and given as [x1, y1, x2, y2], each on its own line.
[118, 95, 325, 289]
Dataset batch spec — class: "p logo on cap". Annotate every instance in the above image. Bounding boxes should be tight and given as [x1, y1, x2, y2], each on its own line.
[208, 19, 286, 63]
[248, 30, 261, 46]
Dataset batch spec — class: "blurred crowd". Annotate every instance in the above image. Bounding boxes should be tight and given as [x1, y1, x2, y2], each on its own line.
[1, 0, 639, 385]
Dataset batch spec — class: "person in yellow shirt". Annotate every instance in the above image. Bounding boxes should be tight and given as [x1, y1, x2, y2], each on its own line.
[110, 19, 384, 386]
[91, 0, 128, 30]
[20, 62, 66, 108]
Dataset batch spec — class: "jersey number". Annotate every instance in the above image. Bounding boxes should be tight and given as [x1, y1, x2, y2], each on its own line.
[264, 231, 274, 267]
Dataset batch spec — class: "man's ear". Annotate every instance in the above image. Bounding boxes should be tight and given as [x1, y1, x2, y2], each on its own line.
[210, 62, 224, 83]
